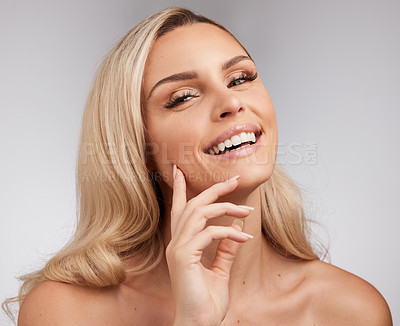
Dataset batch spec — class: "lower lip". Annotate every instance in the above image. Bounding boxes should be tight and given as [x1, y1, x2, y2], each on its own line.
[206, 134, 262, 161]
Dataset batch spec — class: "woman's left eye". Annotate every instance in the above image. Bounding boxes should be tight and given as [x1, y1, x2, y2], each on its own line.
[227, 72, 258, 88]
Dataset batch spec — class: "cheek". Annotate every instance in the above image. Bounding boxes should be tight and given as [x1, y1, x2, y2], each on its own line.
[245, 88, 278, 161]
[255, 88, 275, 115]
[246, 87, 277, 130]
[146, 117, 202, 171]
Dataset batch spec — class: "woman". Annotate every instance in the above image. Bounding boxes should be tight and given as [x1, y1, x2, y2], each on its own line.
[8, 7, 391, 325]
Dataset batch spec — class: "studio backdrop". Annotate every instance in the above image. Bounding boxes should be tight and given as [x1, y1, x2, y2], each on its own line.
[1, 0, 399, 324]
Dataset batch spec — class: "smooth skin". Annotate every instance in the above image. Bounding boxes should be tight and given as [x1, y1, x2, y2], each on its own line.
[167, 170, 253, 326]
[18, 23, 392, 325]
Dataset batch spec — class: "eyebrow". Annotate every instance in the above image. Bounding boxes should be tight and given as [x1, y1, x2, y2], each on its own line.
[222, 55, 252, 70]
[147, 55, 253, 100]
[147, 71, 198, 100]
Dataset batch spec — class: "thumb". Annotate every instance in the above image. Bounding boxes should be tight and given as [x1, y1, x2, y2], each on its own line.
[210, 219, 243, 278]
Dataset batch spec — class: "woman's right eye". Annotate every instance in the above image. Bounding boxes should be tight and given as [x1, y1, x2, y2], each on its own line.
[163, 91, 199, 109]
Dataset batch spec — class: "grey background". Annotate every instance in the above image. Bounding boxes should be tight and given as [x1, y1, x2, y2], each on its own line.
[1, 0, 399, 324]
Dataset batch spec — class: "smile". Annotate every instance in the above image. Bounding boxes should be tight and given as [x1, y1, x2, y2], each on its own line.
[203, 123, 262, 156]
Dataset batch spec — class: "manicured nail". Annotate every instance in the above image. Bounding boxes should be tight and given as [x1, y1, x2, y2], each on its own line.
[238, 205, 255, 211]
[173, 164, 177, 179]
[174, 165, 185, 184]
[225, 175, 240, 183]
[241, 232, 254, 239]
[232, 218, 244, 229]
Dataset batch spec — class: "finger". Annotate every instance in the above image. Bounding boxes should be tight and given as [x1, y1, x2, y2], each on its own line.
[179, 203, 252, 238]
[184, 225, 252, 257]
[186, 175, 240, 209]
[174, 176, 240, 236]
[211, 222, 244, 278]
[171, 165, 187, 236]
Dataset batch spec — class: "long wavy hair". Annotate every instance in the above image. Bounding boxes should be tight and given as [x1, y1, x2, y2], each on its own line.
[3, 7, 320, 320]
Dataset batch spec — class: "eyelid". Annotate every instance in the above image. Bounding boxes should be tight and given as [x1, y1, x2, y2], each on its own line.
[226, 59, 256, 75]
[163, 89, 199, 109]
[226, 70, 258, 87]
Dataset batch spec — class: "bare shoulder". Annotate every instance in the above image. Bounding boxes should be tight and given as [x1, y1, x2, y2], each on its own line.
[304, 260, 392, 325]
[18, 280, 117, 326]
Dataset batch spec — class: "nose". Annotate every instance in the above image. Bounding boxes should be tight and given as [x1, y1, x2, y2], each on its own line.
[211, 87, 245, 121]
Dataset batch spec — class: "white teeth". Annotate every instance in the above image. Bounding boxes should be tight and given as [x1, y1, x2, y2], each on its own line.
[224, 139, 232, 148]
[208, 131, 257, 155]
[240, 132, 248, 143]
[231, 135, 241, 146]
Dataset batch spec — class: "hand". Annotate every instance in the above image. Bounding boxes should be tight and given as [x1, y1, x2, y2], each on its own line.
[166, 166, 253, 326]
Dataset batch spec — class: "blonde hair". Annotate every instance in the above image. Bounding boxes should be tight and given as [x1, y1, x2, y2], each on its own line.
[3, 6, 319, 320]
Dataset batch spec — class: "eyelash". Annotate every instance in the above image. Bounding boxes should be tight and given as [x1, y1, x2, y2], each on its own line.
[164, 90, 199, 109]
[227, 71, 258, 88]
[163, 71, 258, 109]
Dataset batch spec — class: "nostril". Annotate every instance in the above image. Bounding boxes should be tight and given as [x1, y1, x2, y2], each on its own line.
[219, 106, 244, 119]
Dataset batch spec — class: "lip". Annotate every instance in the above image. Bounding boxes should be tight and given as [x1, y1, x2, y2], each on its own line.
[206, 133, 262, 160]
[203, 122, 261, 153]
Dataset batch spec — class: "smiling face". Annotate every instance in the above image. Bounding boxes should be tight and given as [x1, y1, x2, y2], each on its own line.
[143, 23, 278, 199]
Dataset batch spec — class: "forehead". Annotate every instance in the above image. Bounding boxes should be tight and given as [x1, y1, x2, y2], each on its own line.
[143, 23, 248, 90]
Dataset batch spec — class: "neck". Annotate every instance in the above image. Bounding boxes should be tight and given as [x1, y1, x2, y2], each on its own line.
[122, 182, 309, 308]
[122, 180, 313, 311]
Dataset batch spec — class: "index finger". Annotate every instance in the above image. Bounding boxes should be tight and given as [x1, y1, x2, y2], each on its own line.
[170, 164, 187, 235]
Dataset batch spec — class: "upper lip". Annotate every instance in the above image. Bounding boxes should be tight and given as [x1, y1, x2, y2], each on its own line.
[203, 122, 261, 153]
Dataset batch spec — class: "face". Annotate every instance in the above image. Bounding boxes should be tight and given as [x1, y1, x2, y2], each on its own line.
[143, 23, 278, 199]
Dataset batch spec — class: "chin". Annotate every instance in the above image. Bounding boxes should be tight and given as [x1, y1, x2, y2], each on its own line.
[183, 160, 275, 201]
[179, 130, 277, 198]
[235, 162, 275, 191]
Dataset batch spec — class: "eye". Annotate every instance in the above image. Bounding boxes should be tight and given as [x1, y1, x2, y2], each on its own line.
[163, 90, 199, 109]
[227, 71, 258, 88]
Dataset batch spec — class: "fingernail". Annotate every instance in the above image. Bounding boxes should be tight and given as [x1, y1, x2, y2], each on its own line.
[225, 175, 240, 183]
[173, 164, 177, 179]
[241, 232, 254, 239]
[238, 205, 255, 211]
[174, 165, 185, 184]
[232, 218, 244, 229]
